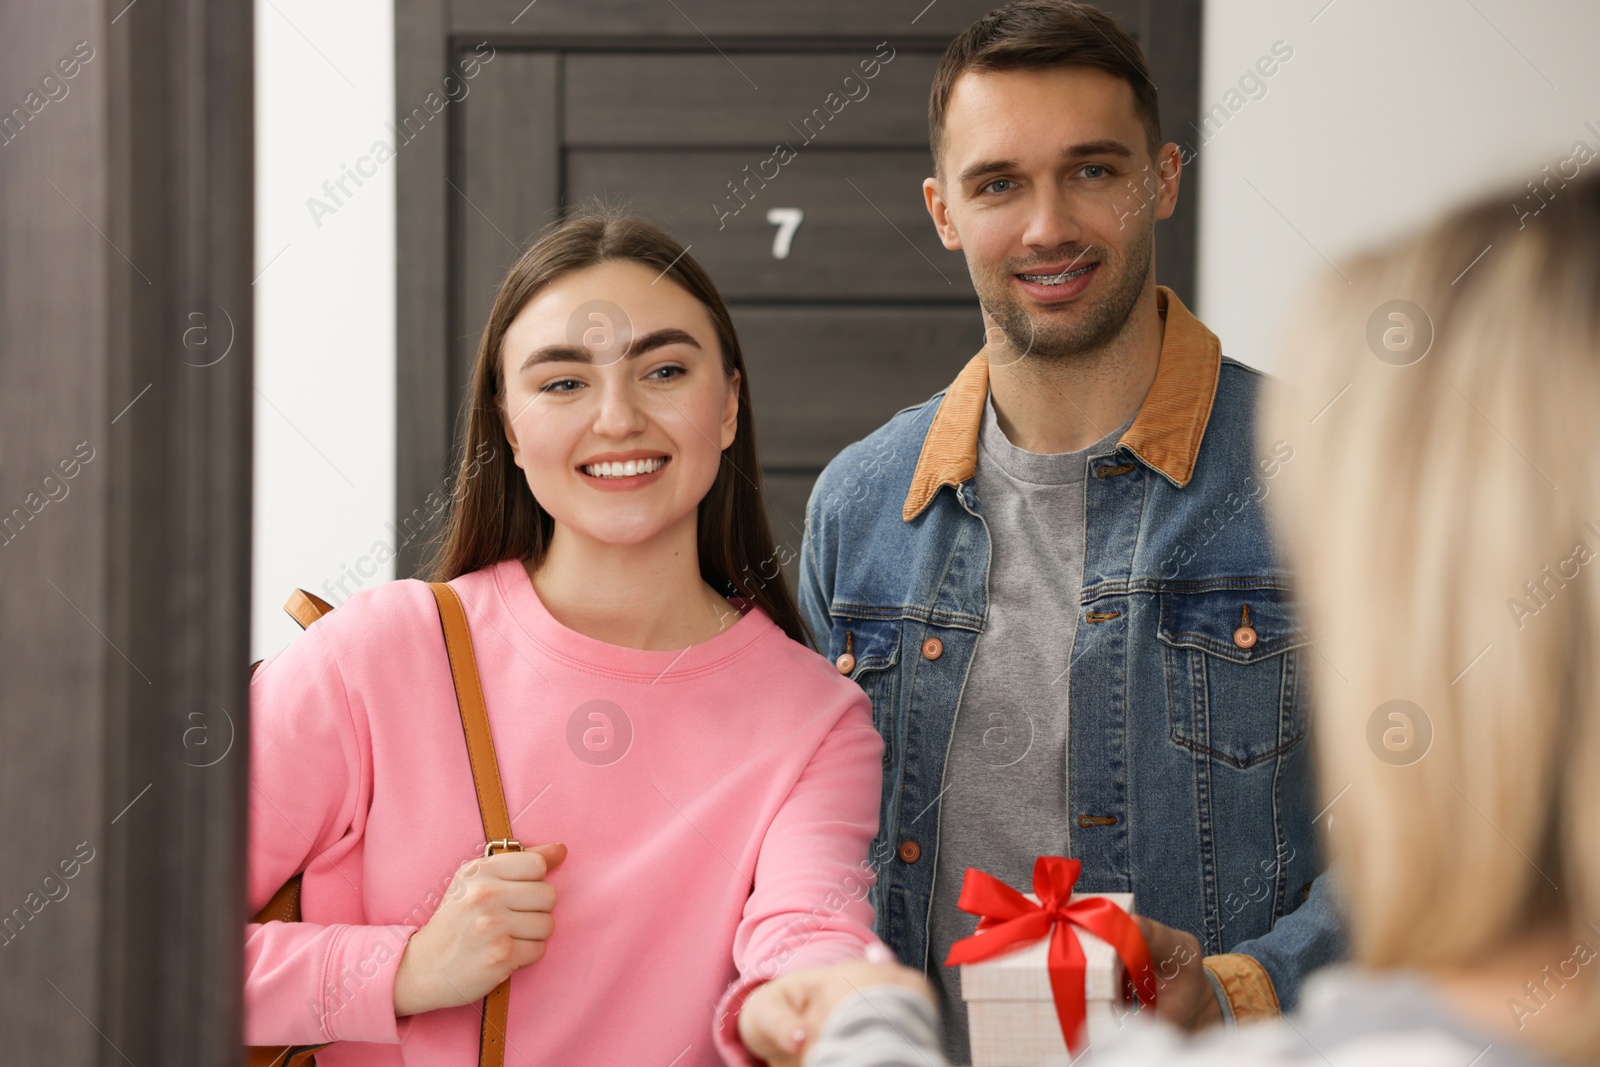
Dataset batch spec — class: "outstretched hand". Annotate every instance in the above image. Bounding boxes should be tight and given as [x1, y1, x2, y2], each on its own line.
[738, 952, 931, 1067]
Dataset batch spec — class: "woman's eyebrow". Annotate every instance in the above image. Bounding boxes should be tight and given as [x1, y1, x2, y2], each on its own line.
[518, 327, 701, 372]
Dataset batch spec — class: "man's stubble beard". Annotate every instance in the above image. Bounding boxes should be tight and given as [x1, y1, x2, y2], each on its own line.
[977, 216, 1154, 364]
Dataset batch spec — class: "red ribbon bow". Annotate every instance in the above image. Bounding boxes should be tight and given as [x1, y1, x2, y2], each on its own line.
[943, 856, 1158, 1053]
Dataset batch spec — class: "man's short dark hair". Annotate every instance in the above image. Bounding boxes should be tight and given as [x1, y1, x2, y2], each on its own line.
[929, 0, 1163, 178]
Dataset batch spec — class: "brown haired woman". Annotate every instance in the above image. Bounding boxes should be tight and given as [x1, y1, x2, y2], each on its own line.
[244, 206, 885, 1065]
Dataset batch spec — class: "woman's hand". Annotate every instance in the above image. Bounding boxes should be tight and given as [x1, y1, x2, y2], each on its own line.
[392, 842, 566, 1016]
[738, 956, 931, 1067]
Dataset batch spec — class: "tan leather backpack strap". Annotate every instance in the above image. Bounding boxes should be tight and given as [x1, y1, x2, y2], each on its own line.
[283, 589, 336, 630]
[252, 875, 303, 926]
[426, 582, 516, 845]
[426, 581, 514, 1067]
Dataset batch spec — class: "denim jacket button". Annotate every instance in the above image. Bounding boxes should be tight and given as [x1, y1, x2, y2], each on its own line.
[835, 652, 856, 674]
[921, 637, 943, 660]
[897, 839, 922, 863]
[1233, 625, 1258, 649]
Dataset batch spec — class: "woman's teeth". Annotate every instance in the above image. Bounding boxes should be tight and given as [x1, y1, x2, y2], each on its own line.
[582, 457, 666, 478]
[1019, 263, 1096, 285]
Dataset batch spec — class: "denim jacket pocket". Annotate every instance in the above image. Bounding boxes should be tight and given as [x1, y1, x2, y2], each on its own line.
[1156, 586, 1309, 769]
[827, 614, 902, 765]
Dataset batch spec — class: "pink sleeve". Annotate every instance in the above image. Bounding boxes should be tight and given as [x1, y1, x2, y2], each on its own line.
[244, 623, 414, 1046]
[712, 691, 887, 1066]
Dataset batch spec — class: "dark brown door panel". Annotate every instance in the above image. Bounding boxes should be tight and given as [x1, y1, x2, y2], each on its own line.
[566, 148, 975, 301]
[734, 305, 977, 468]
[564, 51, 940, 148]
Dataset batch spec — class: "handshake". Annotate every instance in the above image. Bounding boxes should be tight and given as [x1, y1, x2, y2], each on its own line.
[738, 947, 931, 1067]
[736, 914, 1217, 1067]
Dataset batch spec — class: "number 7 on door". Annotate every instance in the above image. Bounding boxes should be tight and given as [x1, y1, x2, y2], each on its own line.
[766, 207, 804, 260]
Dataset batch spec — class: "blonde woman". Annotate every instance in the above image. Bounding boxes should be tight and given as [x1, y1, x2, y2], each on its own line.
[739, 169, 1600, 1067]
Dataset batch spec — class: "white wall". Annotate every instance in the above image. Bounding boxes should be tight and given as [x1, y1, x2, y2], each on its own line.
[253, 1, 395, 660]
[249, 0, 1600, 657]
[1196, 0, 1600, 373]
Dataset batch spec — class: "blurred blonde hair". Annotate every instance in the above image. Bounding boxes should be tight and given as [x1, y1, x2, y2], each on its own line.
[1262, 169, 1600, 1060]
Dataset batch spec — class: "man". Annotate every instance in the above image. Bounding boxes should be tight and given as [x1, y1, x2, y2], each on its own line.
[787, 2, 1343, 1061]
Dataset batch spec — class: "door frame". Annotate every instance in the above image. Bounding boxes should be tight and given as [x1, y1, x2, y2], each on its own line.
[0, 1, 254, 1060]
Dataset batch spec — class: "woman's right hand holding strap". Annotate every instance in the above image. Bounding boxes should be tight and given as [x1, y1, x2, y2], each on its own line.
[393, 842, 567, 1016]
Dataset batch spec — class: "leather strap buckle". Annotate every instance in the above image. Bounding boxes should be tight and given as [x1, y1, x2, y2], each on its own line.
[484, 839, 523, 857]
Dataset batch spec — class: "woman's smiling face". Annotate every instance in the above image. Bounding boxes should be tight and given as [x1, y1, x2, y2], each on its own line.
[498, 258, 739, 549]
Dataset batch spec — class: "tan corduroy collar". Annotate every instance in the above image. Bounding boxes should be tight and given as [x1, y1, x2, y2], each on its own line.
[901, 285, 1223, 521]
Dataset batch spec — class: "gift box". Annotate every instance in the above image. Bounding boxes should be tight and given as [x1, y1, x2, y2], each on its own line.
[944, 858, 1156, 1067]
[959, 891, 1136, 1066]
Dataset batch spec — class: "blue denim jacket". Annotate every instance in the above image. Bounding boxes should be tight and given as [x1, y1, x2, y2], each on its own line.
[798, 287, 1345, 1017]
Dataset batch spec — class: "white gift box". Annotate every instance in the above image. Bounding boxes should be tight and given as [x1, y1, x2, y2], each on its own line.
[960, 892, 1136, 1067]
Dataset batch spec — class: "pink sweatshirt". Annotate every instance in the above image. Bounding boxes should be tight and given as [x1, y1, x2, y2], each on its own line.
[245, 558, 884, 1066]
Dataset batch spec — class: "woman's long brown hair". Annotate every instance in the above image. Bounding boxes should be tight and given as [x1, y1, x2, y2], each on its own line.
[423, 204, 809, 648]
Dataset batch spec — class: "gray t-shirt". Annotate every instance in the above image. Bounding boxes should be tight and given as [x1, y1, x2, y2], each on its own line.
[926, 391, 1132, 1063]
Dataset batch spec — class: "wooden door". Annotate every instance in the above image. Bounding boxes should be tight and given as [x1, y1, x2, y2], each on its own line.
[397, 0, 1202, 596]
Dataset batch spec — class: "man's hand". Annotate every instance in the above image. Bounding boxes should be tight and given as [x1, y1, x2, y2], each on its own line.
[738, 958, 931, 1067]
[1135, 914, 1223, 1030]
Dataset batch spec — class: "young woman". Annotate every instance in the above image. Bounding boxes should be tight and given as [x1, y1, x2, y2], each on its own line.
[744, 171, 1600, 1066]
[244, 208, 885, 1065]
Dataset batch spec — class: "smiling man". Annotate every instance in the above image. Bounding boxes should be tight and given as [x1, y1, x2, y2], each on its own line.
[793, 2, 1345, 1061]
